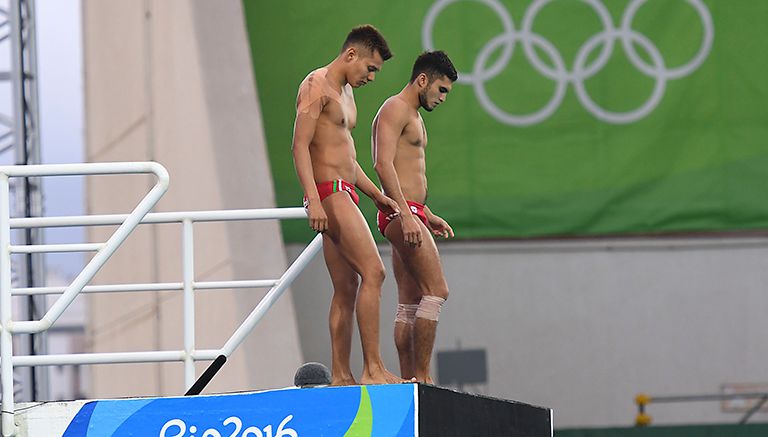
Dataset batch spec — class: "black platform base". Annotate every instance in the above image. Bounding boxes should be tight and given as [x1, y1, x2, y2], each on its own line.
[418, 384, 552, 436]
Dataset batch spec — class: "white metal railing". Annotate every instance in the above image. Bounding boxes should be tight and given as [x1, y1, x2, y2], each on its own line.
[0, 162, 322, 437]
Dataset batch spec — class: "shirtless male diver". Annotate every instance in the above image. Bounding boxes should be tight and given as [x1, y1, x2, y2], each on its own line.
[371, 51, 457, 383]
[292, 25, 403, 385]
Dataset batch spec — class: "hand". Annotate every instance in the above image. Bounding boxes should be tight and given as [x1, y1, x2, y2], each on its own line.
[374, 195, 400, 220]
[427, 213, 454, 239]
[401, 214, 423, 247]
[306, 201, 328, 233]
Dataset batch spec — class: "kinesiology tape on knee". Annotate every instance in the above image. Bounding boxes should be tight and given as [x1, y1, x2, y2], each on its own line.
[395, 303, 418, 325]
[415, 296, 446, 322]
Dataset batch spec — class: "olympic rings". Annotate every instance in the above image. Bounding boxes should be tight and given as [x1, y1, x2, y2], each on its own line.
[422, 0, 714, 125]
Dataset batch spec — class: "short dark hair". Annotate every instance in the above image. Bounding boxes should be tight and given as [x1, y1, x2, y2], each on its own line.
[341, 25, 393, 61]
[410, 51, 458, 83]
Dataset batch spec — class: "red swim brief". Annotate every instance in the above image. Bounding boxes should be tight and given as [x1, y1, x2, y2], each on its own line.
[303, 179, 359, 207]
[378, 200, 428, 235]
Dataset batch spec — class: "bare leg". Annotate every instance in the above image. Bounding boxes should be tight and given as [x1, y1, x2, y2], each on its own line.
[414, 318, 437, 384]
[391, 248, 421, 379]
[323, 193, 402, 384]
[322, 234, 359, 386]
[384, 217, 449, 384]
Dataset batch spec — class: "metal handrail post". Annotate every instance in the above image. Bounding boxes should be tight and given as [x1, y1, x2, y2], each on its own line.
[182, 219, 195, 389]
[0, 174, 17, 437]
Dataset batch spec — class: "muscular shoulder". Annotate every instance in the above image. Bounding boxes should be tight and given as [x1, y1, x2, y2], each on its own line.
[298, 68, 325, 90]
[376, 96, 410, 125]
[297, 68, 341, 119]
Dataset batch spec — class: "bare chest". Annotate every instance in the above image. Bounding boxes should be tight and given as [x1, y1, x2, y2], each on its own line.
[323, 89, 357, 130]
[401, 115, 427, 148]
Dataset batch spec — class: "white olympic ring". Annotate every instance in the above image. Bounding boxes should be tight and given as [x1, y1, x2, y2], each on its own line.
[422, 0, 714, 125]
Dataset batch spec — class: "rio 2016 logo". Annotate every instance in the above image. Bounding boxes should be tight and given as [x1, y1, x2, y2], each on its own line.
[159, 415, 297, 437]
[422, 0, 714, 125]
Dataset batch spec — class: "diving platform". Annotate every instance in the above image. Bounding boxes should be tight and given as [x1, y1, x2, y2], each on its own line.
[14, 383, 552, 436]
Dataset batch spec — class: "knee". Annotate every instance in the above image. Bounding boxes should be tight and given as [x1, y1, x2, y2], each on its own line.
[439, 288, 449, 301]
[426, 284, 449, 301]
[361, 262, 386, 285]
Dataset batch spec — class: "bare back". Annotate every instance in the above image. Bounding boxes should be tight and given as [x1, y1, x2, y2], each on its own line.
[373, 97, 428, 203]
[296, 68, 359, 183]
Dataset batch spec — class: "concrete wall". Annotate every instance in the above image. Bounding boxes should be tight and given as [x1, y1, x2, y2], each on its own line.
[288, 236, 768, 428]
[82, 0, 303, 397]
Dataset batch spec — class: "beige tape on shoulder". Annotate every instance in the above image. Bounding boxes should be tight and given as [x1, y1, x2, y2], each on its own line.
[296, 68, 343, 120]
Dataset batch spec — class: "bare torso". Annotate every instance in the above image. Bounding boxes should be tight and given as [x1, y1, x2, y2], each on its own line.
[377, 97, 428, 203]
[300, 68, 359, 184]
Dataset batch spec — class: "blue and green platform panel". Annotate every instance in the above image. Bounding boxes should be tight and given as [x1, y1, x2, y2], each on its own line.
[62, 385, 416, 436]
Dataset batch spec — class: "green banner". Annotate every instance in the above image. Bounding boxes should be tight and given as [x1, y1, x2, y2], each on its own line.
[243, 0, 768, 242]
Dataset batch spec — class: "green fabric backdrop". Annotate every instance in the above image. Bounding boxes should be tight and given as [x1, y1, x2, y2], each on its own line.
[243, 0, 768, 242]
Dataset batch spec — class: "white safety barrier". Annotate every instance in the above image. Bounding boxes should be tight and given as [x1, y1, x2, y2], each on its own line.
[0, 163, 322, 437]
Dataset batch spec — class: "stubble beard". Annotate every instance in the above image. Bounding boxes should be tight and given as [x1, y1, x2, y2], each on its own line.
[419, 89, 434, 112]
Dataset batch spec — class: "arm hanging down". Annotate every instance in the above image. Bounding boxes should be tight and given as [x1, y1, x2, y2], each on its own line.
[355, 162, 400, 219]
[373, 100, 425, 246]
[292, 73, 328, 232]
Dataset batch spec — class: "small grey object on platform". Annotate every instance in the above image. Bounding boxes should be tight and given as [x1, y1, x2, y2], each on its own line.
[294, 362, 331, 388]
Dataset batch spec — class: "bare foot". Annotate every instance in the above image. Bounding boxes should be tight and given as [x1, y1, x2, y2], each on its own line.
[385, 369, 405, 384]
[413, 374, 434, 384]
[331, 375, 358, 386]
[361, 367, 407, 385]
